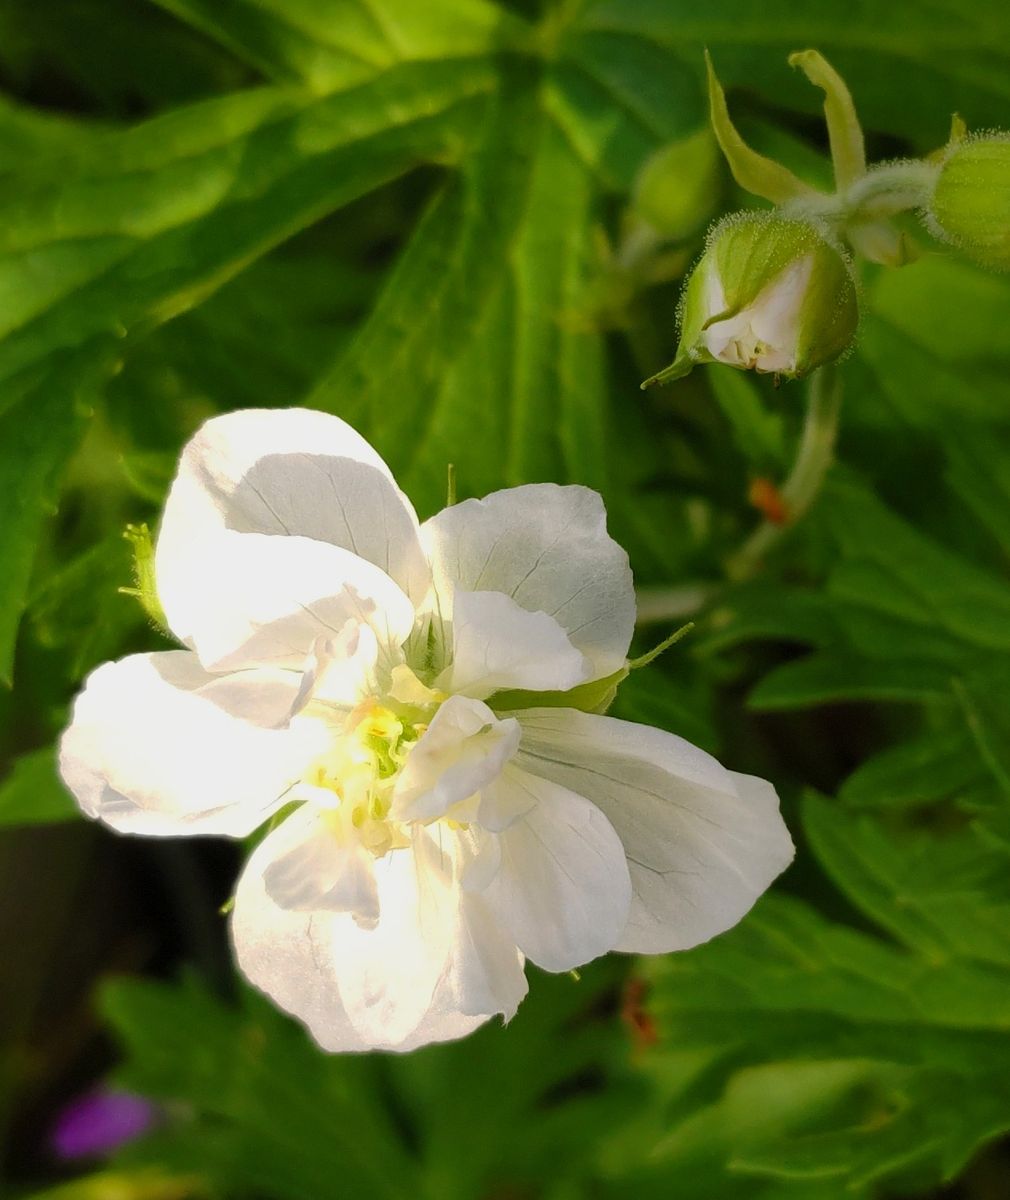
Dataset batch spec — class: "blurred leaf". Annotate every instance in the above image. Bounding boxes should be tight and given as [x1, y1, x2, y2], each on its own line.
[0, 0, 252, 115]
[610, 658, 718, 754]
[710, 476, 1010, 835]
[102, 975, 413, 1200]
[28, 532, 148, 681]
[149, 0, 525, 91]
[0, 746, 76, 827]
[0, 59, 492, 406]
[804, 794, 1010, 970]
[17, 1169, 208, 1200]
[310, 72, 613, 514]
[102, 961, 634, 1200]
[0, 354, 98, 685]
[705, 366, 788, 471]
[573, 0, 1010, 144]
[0, 9, 505, 671]
[839, 725, 988, 813]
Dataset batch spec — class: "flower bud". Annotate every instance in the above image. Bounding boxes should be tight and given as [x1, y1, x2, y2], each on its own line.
[643, 214, 858, 387]
[631, 128, 722, 241]
[927, 134, 1010, 270]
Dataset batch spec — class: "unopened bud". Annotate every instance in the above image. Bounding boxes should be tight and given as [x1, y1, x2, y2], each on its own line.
[631, 128, 722, 241]
[927, 134, 1010, 270]
[643, 214, 857, 387]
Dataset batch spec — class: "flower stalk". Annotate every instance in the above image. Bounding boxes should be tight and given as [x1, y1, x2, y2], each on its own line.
[726, 364, 843, 580]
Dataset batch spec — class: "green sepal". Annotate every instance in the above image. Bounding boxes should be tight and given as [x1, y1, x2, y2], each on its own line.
[792, 238, 859, 375]
[705, 50, 815, 205]
[712, 215, 815, 313]
[788, 50, 866, 191]
[641, 354, 696, 389]
[641, 247, 712, 388]
[490, 665, 630, 716]
[120, 523, 170, 634]
[628, 622, 695, 669]
[847, 219, 917, 267]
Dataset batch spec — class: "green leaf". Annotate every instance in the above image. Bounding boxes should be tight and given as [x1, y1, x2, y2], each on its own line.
[28, 532, 150, 681]
[574, 0, 1010, 145]
[839, 726, 987, 813]
[719, 477, 1010, 714]
[0, 746, 77, 827]
[0, 61, 492, 403]
[149, 0, 525, 89]
[545, 20, 703, 190]
[643, 804, 1010, 1194]
[102, 975, 414, 1200]
[804, 794, 1010, 970]
[102, 961, 632, 1200]
[309, 66, 612, 514]
[0, 19, 499, 671]
[706, 367, 789, 470]
[712, 475, 1010, 843]
[0, 353, 98, 685]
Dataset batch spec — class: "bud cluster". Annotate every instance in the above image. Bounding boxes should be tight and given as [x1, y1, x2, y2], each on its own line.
[641, 50, 1010, 388]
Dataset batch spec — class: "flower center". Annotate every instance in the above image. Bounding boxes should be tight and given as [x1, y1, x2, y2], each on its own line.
[298, 667, 446, 857]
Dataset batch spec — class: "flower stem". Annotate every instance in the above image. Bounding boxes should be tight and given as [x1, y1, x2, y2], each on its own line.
[842, 159, 939, 217]
[725, 364, 843, 580]
[634, 368, 843, 626]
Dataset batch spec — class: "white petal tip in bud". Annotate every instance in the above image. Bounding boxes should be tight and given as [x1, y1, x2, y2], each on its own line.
[699, 253, 813, 375]
[644, 213, 858, 387]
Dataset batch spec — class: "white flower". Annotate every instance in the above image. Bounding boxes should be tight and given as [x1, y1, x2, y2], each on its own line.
[59, 408, 793, 1053]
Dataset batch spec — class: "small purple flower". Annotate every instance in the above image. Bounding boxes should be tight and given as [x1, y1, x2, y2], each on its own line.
[50, 1087, 158, 1160]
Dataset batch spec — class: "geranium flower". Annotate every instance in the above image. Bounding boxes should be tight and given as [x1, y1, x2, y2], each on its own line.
[59, 409, 793, 1052]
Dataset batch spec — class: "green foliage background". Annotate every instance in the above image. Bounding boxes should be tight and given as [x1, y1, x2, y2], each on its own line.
[1, 1, 1010, 1196]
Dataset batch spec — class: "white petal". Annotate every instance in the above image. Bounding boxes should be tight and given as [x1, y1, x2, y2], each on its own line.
[156, 408, 430, 631]
[388, 1009, 490, 1054]
[231, 830, 368, 1054]
[458, 828, 503, 891]
[289, 626, 381, 717]
[261, 807, 379, 926]
[703, 257, 811, 374]
[482, 766, 631, 971]
[427, 891, 527, 1029]
[391, 696, 520, 822]
[162, 529, 415, 674]
[411, 829, 527, 1024]
[233, 825, 525, 1051]
[422, 485, 635, 680]
[328, 839, 520, 1045]
[58, 652, 323, 838]
[476, 769, 539, 832]
[515, 709, 794, 954]
[436, 590, 591, 699]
